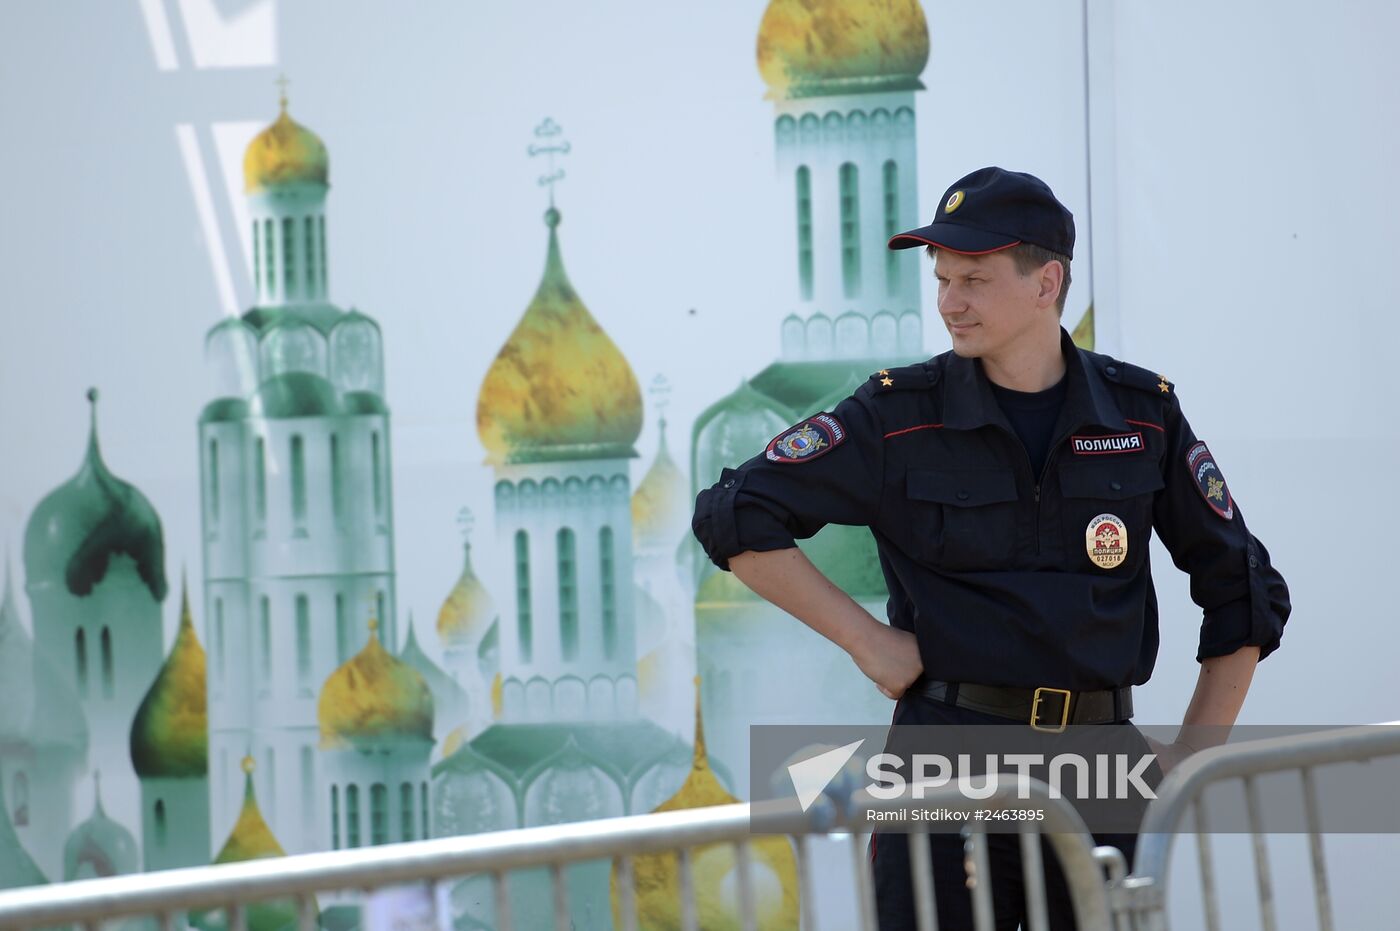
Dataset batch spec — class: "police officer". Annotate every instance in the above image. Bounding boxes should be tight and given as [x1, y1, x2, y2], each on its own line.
[690, 166, 1291, 929]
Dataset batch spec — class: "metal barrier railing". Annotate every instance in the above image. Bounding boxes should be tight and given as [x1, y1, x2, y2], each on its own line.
[1120, 724, 1400, 931]
[0, 778, 1118, 931]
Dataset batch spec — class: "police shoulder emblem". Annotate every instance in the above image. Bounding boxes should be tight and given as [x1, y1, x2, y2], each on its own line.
[1186, 441, 1234, 520]
[944, 190, 965, 213]
[766, 414, 846, 464]
[1085, 513, 1128, 569]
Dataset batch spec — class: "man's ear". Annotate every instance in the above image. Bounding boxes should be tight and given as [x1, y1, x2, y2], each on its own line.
[1037, 260, 1064, 309]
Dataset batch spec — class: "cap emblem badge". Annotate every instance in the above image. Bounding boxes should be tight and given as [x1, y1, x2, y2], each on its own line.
[944, 190, 965, 213]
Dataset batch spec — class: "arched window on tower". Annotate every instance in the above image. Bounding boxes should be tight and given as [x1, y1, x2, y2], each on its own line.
[154, 799, 167, 848]
[370, 783, 388, 845]
[254, 437, 267, 526]
[318, 216, 328, 291]
[295, 595, 311, 693]
[599, 527, 617, 661]
[215, 598, 226, 688]
[796, 166, 814, 301]
[421, 782, 429, 839]
[290, 434, 307, 534]
[400, 781, 415, 841]
[100, 627, 114, 699]
[883, 160, 900, 297]
[515, 530, 532, 662]
[329, 434, 343, 523]
[346, 785, 360, 848]
[12, 772, 28, 827]
[558, 528, 578, 661]
[253, 221, 261, 287]
[304, 217, 317, 296]
[207, 438, 220, 529]
[259, 596, 272, 689]
[263, 219, 275, 295]
[282, 217, 296, 299]
[371, 431, 384, 525]
[331, 785, 340, 849]
[75, 628, 89, 699]
[335, 593, 348, 664]
[840, 163, 862, 299]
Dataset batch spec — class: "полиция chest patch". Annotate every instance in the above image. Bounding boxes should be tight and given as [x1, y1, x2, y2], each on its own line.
[1086, 513, 1128, 569]
[765, 414, 846, 464]
[1186, 441, 1234, 520]
[1071, 431, 1144, 455]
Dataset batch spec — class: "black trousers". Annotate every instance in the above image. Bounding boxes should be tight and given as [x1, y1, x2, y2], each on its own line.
[870, 692, 1163, 931]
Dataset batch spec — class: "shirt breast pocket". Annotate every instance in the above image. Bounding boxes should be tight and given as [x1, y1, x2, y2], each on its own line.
[906, 468, 1020, 570]
[1058, 459, 1164, 573]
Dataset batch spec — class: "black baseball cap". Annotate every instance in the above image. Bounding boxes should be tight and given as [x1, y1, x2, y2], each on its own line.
[887, 166, 1075, 258]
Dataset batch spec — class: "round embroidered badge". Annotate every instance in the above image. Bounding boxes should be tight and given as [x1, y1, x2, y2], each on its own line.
[944, 190, 965, 213]
[1085, 513, 1128, 569]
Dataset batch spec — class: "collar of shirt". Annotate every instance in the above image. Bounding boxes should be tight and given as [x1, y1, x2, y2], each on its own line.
[938, 326, 1129, 435]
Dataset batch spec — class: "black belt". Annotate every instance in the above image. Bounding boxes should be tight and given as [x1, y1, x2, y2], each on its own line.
[909, 678, 1133, 731]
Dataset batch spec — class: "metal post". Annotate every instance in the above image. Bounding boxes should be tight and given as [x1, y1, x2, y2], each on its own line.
[678, 847, 699, 931]
[550, 863, 570, 931]
[850, 832, 878, 930]
[1243, 775, 1277, 931]
[908, 829, 939, 931]
[1194, 800, 1221, 931]
[1020, 828, 1050, 931]
[966, 822, 995, 931]
[735, 840, 758, 931]
[492, 869, 513, 931]
[616, 855, 638, 931]
[1300, 767, 1335, 931]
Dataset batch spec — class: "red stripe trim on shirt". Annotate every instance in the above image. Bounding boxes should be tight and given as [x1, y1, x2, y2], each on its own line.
[1124, 418, 1165, 433]
[884, 423, 944, 439]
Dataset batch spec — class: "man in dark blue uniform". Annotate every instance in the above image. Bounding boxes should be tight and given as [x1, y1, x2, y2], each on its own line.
[691, 167, 1291, 929]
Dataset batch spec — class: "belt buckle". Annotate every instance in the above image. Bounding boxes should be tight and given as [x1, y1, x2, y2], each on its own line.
[1030, 687, 1072, 733]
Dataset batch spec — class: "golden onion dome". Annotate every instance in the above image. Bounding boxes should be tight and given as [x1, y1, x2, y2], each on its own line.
[436, 543, 496, 650]
[613, 678, 799, 929]
[476, 208, 643, 465]
[318, 620, 433, 749]
[215, 757, 285, 864]
[130, 576, 208, 779]
[243, 93, 329, 193]
[631, 418, 689, 548]
[756, 0, 929, 100]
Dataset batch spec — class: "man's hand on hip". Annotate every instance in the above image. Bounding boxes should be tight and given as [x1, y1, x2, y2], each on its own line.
[850, 623, 923, 700]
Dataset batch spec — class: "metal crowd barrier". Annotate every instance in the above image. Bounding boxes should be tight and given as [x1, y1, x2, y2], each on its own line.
[0, 778, 1119, 931]
[1119, 724, 1400, 931]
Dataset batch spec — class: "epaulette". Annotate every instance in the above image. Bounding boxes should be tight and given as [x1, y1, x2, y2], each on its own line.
[866, 361, 939, 394]
[1094, 355, 1174, 397]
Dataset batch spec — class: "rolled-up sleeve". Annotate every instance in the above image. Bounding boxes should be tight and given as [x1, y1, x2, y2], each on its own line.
[692, 390, 885, 572]
[1153, 395, 1291, 662]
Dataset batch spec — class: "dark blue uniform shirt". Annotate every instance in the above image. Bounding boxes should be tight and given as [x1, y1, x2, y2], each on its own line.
[691, 328, 1291, 691]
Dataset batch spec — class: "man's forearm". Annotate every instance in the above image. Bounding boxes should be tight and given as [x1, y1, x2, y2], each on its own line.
[1177, 644, 1261, 751]
[728, 546, 882, 653]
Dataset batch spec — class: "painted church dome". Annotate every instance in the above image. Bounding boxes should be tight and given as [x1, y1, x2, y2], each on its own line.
[243, 94, 329, 193]
[319, 620, 433, 749]
[130, 577, 208, 779]
[63, 776, 138, 880]
[757, 0, 929, 100]
[23, 389, 167, 602]
[476, 208, 643, 465]
[436, 542, 495, 650]
[631, 418, 689, 548]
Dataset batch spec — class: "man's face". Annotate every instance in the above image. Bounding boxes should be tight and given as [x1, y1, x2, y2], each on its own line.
[933, 249, 1047, 360]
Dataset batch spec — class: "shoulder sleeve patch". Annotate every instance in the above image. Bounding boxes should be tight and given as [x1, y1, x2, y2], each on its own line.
[765, 414, 845, 464]
[1186, 441, 1234, 520]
